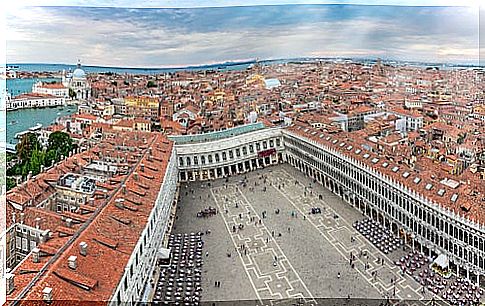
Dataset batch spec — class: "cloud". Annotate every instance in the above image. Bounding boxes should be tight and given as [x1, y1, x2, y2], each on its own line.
[6, 5, 480, 67]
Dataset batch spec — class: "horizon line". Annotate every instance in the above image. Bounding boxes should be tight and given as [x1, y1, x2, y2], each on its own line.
[6, 56, 484, 71]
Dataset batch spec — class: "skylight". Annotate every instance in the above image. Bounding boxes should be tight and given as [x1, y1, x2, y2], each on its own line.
[413, 177, 421, 184]
[392, 166, 399, 172]
[425, 183, 433, 190]
[403, 172, 410, 178]
[437, 189, 445, 196]
[451, 193, 459, 202]
[382, 162, 389, 168]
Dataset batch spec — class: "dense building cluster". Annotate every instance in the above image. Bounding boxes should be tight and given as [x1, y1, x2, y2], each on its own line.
[4, 59, 485, 304]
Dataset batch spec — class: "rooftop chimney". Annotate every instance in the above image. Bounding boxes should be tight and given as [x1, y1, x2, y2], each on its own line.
[27, 171, 33, 180]
[12, 212, 16, 223]
[32, 248, 40, 263]
[66, 218, 73, 228]
[89, 198, 95, 206]
[35, 217, 41, 229]
[68, 255, 77, 270]
[79, 242, 88, 256]
[20, 212, 25, 224]
[122, 184, 127, 194]
[134, 172, 138, 181]
[140, 164, 145, 172]
[42, 287, 53, 304]
[6, 273, 15, 294]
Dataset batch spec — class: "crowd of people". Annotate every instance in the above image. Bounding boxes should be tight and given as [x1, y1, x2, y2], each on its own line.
[153, 233, 204, 305]
[397, 250, 483, 306]
[353, 218, 402, 254]
[196, 206, 217, 218]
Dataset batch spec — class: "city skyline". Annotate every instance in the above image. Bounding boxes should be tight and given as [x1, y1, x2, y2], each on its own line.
[7, 4, 480, 67]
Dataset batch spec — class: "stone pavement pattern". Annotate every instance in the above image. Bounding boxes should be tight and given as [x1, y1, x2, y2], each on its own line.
[171, 164, 453, 305]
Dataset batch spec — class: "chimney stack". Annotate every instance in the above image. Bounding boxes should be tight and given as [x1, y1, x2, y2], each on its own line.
[66, 218, 73, 228]
[122, 184, 127, 194]
[140, 164, 145, 172]
[79, 242, 88, 256]
[35, 217, 41, 229]
[134, 172, 138, 181]
[89, 198, 95, 206]
[68, 255, 77, 270]
[32, 248, 40, 263]
[6, 273, 15, 294]
[20, 212, 25, 224]
[40, 230, 50, 243]
[12, 212, 16, 223]
[42, 287, 53, 304]
[27, 171, 33, 180]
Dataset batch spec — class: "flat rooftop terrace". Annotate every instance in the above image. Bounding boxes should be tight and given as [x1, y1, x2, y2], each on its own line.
[168, 164, 470, 305]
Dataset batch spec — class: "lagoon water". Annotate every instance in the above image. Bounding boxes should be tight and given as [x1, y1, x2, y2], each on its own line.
[6, 77, 75, 144]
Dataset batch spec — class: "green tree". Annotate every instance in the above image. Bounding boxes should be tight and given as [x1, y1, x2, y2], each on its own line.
[7, 177, 17, 191]
[16, 133, 41, 162]
[147, 80, 157, 88]
[47, 131, 73, 160]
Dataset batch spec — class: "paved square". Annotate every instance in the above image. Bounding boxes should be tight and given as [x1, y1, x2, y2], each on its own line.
[170, 164, 445, 305]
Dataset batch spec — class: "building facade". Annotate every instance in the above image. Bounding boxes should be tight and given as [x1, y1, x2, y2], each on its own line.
[62, 62, 91, 100]
[6, 94, 65, 110]
[173, 126, 285, 182]
[32, 82, 69, 98]
[282, 129, 484, 286]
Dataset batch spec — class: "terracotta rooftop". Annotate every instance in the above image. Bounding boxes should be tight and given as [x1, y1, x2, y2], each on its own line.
[287, 121, 485, 226]
[6, 131, 174, 305]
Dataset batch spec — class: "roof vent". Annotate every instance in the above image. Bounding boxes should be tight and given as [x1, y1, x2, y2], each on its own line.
[79, 242, 88, 256]
[68, 255, 78, 270]
[6, 273, 15, 294]
[32, 247, 40, 263]
[43, 287, 53, 303]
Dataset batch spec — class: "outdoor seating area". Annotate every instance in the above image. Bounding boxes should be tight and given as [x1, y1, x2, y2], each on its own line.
[442, 278, 483, 305]
[396, 250, 431, 276]
[153, 233, 204, 305]
[353, 218, 402, 254]
[397, 250, 483, 306]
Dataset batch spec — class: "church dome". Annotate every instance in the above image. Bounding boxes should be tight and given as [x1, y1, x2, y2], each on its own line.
[72, 67, 86, 79]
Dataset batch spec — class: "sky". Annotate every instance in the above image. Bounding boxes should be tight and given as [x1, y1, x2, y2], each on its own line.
[5, 3, 481, 67]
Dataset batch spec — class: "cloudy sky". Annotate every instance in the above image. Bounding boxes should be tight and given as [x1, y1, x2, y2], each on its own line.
[6, 3, 481, 67]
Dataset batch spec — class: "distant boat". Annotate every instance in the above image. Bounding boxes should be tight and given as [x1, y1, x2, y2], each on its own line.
[57, 112, 61, 115]
[28, 123, 42, 131]
[9, 120, 18, 125]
